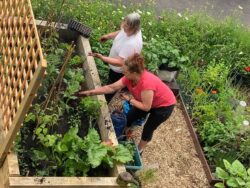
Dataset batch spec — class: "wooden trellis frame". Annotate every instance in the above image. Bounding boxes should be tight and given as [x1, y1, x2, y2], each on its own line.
[0, 0, 46, 166]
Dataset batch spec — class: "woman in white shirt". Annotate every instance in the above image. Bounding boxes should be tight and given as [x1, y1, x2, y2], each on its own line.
[89, 12, 143, 102]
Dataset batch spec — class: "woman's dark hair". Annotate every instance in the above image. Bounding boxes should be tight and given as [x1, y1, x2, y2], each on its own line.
[125, 53, 145, 74]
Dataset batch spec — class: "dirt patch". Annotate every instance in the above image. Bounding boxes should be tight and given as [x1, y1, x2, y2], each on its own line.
[109, 93, 210, 188]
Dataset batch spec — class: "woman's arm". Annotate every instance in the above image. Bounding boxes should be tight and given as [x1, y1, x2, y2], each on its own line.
[122, 90, 154, 112]
[78, 79, 125, 97]
[88, 53, 124, 67]
[100, 30, 120, 42]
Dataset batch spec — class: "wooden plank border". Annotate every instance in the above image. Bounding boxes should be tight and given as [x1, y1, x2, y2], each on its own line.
[178, 94, 220, 186]
[9, 177, 118, 188]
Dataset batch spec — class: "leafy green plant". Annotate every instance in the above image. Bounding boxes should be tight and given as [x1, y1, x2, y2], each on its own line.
[215, 159, 250, 188]
[31, 126, 133, 176]
[64, 68, 84, 100]
[80, 97, 101, 119]
[202, 60, 230, 90]
[143, 38, 189, 72]
[69, 55, 83, 67]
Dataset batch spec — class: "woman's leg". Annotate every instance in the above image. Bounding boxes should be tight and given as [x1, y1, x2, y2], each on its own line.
[125, 106, 148, 134]
[139, 105, 175, 151]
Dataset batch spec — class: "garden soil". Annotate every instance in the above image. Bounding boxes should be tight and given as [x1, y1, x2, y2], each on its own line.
[109, 92, 210, 188]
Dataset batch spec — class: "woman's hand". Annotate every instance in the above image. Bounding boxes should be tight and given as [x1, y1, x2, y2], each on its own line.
[75, 90, 92, 97]
[120, 93, 131, 101]
[99, 35, 109, 43]
[88, 52, 103, 60]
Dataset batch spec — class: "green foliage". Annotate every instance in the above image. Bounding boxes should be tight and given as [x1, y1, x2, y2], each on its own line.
[202, 60, 230, 89]
[31, 126, 133, 176]
[64, 68, 84, 100]
[24, 112, 36, 124]
[80, 97, 101, 119]
[69, 55, 83, 67]
[143, 38, 189, 72]
[215, 159, 250, 188]
[198, 120, 237, 146]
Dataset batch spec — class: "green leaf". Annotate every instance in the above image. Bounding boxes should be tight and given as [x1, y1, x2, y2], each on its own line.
[235, 177, 245, 186]
[56, 142, 68, 152]
[67, 151, 81, 162]
[223, 159, 232, 172]
[161, 58, 167, 64]
[24, 113, 36, 123]
[168, 61, 176, 68]
[85, 128, 101, 145]
[171, 49, 179, 56]
[247, 169, 250, 176]
[227, 177, 239, 187]
[232, 160, 246, 177]
[113, 144, 133, 163]
[31, 150, 48, 161]
[35, 127, 42, 135]
[180, 56, 189, 62]
[62, 126, 79, 143]
[42, 128, 48, 135]
[103, 155, 114, 168]
[87, 144, 107, 168]
[216, 167, 229, 180]
[245, 182, 250, 188]
[44, 135, 58, 147]
[214, 182, 225, 188]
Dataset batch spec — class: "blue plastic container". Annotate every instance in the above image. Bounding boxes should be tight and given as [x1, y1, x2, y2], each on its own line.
[119, 141, 143, 171]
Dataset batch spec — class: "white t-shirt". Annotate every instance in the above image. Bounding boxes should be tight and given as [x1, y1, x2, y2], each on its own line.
[109, 29, 143, 73]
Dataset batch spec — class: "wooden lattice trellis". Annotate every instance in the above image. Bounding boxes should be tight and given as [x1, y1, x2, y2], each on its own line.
[0, 0, 46, 166]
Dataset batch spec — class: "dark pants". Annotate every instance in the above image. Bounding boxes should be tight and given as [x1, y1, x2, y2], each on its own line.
[126, 105, 175, 141]
[105, 69, 123, 103]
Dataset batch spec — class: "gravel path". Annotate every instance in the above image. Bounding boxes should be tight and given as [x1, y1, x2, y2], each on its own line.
[109, 93, 210, 188]
[138, 103, 209, 188]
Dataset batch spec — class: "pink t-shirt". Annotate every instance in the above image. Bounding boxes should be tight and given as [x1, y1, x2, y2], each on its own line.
[121, 70, 176, 108]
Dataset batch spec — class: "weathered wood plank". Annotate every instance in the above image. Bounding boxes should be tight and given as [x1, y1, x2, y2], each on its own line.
[7, 153, 20, 177]
[76, 36, 126, 176]
[9, 177, 119, 188]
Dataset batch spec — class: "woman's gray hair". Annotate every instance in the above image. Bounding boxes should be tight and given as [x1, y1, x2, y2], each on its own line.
[124, 12, 141, 33]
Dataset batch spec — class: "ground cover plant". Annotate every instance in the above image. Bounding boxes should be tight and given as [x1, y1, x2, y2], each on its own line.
[14, 29, 133, 177]
[31, 0, 250, 180]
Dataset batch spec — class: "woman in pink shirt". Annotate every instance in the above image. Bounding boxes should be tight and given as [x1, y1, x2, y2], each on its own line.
[77, 54, 176, 153]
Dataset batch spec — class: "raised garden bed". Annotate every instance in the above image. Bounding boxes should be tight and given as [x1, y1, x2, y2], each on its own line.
[0, 21, 126, 188]
[178, 94, 218, 186]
